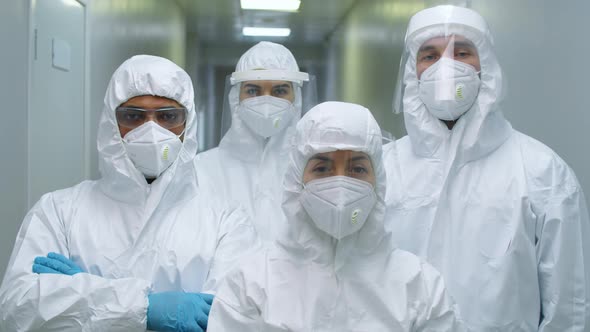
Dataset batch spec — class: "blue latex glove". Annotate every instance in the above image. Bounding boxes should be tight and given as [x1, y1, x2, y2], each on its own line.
[147, 292, 215, 332]
[32, 252, 83, 275]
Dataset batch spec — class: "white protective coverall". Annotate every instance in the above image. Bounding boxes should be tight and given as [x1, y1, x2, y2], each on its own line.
[208, 101, 464, 331]
[0, 55, 258, 331]
[384, 5, 590, 331]
[195, 41, 310, 245]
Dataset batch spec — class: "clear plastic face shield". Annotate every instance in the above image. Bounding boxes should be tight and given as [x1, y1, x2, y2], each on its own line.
[394, 33, 482, 122]
[220, 69, 318, 139]
[392, 6, 500, 123]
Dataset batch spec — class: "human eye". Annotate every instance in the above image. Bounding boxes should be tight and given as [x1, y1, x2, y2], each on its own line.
[312, 165, 329, 174]
[351, 166, 368, 174]
[159, 109, 186, 126]
[272, 86, 291, 97]
[309, 159, 333, 177]
[455, 49, 471, 59]
[243, 85, 260, 96]
[418, 52, 439, 63]
[158, 113, 176, 126]
[348, 157, 373, 178]
[349, 162, 370, 177]
[158, 110, 178, 122]
[123, 110, 144, 122]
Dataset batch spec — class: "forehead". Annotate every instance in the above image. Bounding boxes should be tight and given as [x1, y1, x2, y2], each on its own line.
[418, 34, 476, 52]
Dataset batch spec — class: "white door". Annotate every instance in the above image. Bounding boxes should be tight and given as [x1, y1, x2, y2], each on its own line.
[29, 0, 86, 206]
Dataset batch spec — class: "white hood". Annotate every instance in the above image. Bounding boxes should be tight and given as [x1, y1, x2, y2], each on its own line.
[97, 55, 198, 204]
[278, 101, 387, 270]
[395, 5, 512, 164]
[219, 41, 303, 164]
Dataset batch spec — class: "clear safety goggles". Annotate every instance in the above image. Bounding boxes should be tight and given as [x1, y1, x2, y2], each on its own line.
[115, 106, 187, 130]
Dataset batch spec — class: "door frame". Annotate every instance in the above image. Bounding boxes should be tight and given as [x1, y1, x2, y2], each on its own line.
[27, 0, 90, 207]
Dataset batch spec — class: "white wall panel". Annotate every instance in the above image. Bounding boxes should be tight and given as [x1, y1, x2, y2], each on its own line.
[0, 0, 30, 279]
[0, 0, 189, 277]
[472, 0, 590, 203]
[327, 0, 590, 204]
[28, 0, 86, 206]
[87, 0, 187, 178]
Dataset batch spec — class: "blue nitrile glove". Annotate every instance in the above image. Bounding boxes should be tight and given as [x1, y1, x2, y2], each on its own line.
[147, 292, 215, 332]
[32, 252, 83, 275]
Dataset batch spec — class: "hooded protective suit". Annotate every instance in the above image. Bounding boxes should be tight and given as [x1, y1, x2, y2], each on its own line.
[384, 5, 590, 331]
[207, 102, 464, 331]
[0, 55, 258, 331]
[195, 41, 310, 245]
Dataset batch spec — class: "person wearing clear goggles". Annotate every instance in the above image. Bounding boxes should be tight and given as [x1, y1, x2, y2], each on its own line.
[0, 55, 259, 332]
[385, 5, 590, 331]
[115, 98, 187, 180]
[207, 102, 465, 331]
[196, 41, 318, 245]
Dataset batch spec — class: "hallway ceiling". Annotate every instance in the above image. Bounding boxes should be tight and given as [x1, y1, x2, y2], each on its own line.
[178, 0, 357, 46]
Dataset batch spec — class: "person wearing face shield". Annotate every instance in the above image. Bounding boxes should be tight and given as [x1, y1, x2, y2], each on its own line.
[206, 102, 465, 331]
[195, 41, 317, 245]
[0, 55, 258, 332]
[385, 5, 590, 331]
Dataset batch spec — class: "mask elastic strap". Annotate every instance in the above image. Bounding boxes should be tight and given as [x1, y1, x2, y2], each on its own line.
[177, 126, 186, 138]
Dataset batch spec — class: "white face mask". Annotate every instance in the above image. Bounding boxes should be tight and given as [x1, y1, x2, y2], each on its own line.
[419, 57, 481, 121]
[122, 121, 183, 179]
[300, 176, 377, 240]
[237, 95, 295, 138]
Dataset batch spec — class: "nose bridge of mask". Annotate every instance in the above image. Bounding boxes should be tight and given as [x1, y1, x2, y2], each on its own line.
[176, 126, 186, 139]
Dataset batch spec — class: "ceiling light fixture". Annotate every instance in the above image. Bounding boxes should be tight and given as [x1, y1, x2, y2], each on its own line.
[240, 0, 301, 12]
[242, 27, 291, 37]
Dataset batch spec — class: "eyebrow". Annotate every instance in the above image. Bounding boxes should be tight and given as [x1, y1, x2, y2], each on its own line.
[308, 155, 369, 162]
[455, 40, 476, 48]
[418, 40, 477, 53]
[242, 83, 261, 89]
[119, 105, 179, 110]
[418, 45, 437, 53]
[309, 155, 332, 162]
[273, 83, 292, 89]
[351, 155, 369, 162]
